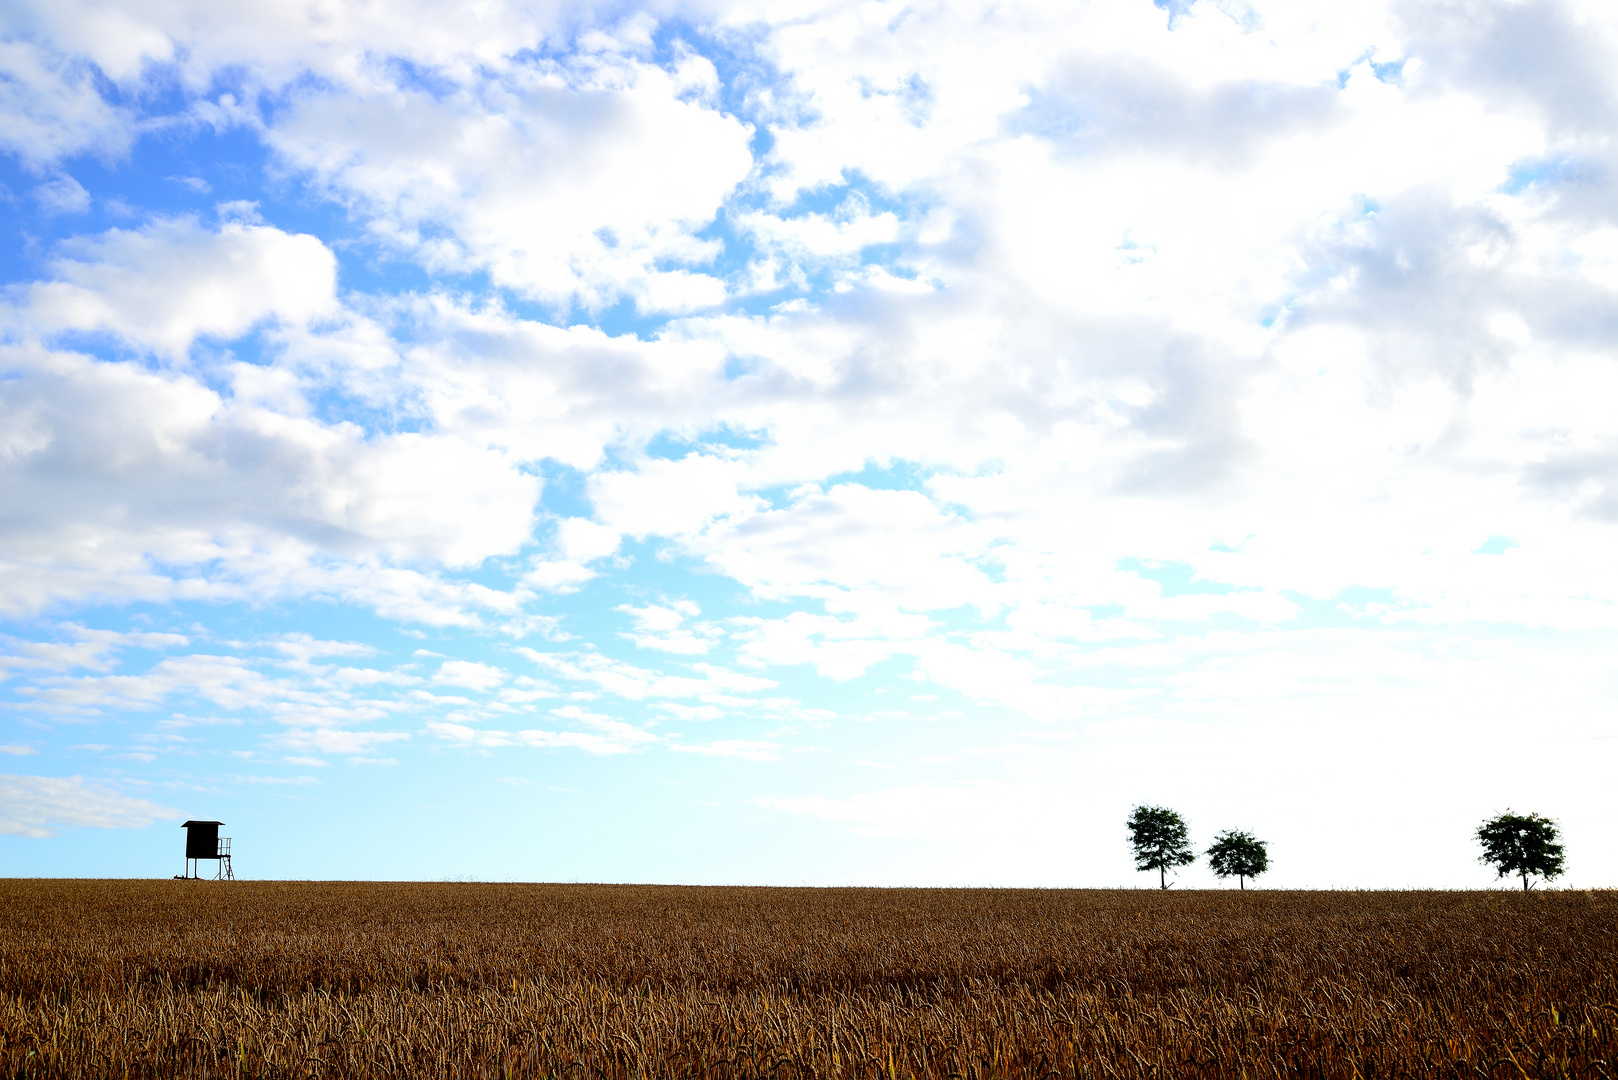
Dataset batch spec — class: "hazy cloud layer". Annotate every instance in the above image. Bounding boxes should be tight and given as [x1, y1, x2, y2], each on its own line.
[0, 775, 174, 838]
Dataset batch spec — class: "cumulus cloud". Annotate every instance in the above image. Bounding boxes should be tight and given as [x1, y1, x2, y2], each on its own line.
[617, 600, 722, 655]
[0, 39, 134, 165]
[17, 217, 339, 358]
[1, 0, 578, 93]
[590, 455, 761, 538]
[0, 293, 544, 619]
[267, 51, 752, 311]
[381, 298, 731, 471]
[6, 3, 1613, 662]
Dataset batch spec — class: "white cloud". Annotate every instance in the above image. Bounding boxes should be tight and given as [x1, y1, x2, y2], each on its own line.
[617, 600, 722, 654]
[515, 648, 779, 701]
[737, 191, 902, 273]
[379, 297, 730, 471]
[8, 6, 1614, 667]
[0, 774, 173, 837]
[272, 634, 376, 663]
[280, 728, 409, 755]
[0, 326, 543, 619]
[22, 653, 280, 713]
[267, 53, 752, 310]
[590, 455, 760, 539]
[433, 660, 508, 691]
[0, 39, 134, 165]
[555, 518, 620, 561]
[18, 218, 339, 358]
[523, 517, 621, 593]
[0, 626, 188, 678]
[2, 634, 444, 777]
[32, 174, 89, 214]
[687, 483, 1000, 613]
[2, 0, 581, 93]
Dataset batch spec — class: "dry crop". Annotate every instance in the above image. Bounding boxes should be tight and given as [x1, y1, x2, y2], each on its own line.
[0, 881, 1614, 1078]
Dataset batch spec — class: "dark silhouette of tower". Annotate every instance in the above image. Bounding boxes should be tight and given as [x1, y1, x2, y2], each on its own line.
[179, 820, 234, 879]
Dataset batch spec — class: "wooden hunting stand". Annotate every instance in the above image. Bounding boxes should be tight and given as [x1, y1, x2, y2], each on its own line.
[180, 820, 234, 880]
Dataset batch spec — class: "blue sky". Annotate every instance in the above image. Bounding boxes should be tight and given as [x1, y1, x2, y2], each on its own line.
[2, 0, 1615, 887]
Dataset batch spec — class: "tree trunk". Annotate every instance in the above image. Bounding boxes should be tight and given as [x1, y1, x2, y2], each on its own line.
[1239, 875, 1245, 890]
[1522, 871, 1529, 892]
[1160, 866, 1167, 890]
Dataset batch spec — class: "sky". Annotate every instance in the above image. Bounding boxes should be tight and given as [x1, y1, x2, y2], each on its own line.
[1, 0, 1614, 888]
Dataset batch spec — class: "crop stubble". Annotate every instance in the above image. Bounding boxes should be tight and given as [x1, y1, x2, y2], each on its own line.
[0, 881, 1613, 1078]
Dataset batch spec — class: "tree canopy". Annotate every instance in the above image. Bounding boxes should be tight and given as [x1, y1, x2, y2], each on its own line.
[1206, 830, 1269, 889]
[1127, 805, 1195, 889]
[1476, 811, 1565, 891]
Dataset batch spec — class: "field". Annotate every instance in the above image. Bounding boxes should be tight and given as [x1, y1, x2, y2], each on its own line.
[1, 882, 1614, 1078]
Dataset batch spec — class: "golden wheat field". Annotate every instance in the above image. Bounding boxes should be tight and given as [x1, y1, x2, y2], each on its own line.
[0, 881, 1614, 1079]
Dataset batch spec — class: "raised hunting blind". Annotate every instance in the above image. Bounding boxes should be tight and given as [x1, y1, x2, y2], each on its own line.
[179, 820, 234, 880]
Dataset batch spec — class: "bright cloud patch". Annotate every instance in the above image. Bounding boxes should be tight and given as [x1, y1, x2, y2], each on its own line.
[19, 217, 339, 357]
[269, 51, 751, 311]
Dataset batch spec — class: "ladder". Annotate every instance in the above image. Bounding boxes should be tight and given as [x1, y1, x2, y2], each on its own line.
[216, 837, 235, 881]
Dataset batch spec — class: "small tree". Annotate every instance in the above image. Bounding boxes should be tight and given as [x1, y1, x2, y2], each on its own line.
[1127, 805, 1195, 889]
[1206, 829, 1269, 889]
[1476, 811, 1565, 891]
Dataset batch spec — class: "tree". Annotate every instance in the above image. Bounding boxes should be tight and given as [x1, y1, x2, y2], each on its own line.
[1127, 805, 1195, 889]
[1476, 811, 1565, 891]
[1205, 830, 1269, 889]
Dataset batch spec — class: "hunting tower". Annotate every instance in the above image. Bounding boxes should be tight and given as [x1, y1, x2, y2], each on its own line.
[180, 820, 234, 880]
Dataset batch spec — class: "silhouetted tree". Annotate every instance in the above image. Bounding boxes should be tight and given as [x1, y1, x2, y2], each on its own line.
[1206, 829, 1269, 889]
[1476, 811, 1565, 891]
[1127, 805, 1195, 889]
